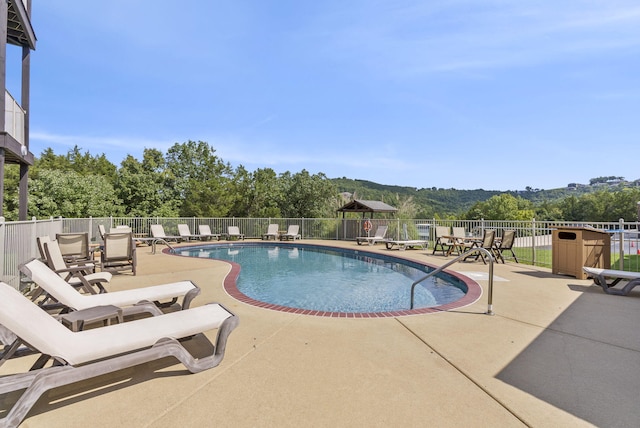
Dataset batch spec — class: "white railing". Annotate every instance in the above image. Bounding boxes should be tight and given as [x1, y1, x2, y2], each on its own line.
[1, 216, 639, 288]
[4, 90, 25, 146]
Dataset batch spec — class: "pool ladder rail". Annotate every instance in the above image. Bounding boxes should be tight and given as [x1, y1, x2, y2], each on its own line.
[410, 247, 496, 315]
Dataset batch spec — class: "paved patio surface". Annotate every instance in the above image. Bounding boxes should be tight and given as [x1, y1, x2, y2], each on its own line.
[3, 240, 639, 427]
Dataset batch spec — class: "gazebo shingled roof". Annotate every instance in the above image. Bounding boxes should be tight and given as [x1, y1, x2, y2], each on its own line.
[336, 200, 397, 218]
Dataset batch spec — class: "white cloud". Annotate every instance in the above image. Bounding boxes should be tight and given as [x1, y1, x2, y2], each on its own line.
[309, 1, 640, 76]
[29, 131, 175, 161]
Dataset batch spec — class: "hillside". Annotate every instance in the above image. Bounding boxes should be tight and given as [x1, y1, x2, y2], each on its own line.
[331, 177, 640, 217]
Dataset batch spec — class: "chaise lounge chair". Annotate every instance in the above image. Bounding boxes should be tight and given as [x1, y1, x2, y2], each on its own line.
[150, 224, 181, 243]
[262, 224, 279, 240]
[384, 239, 428, 251]
[227, 226, 245, 240]
[177, 224, 201, 241]
[582, 267, 640, 295]
[198, 224, 222, 241]
[383, 224, 428, 251]
[0, 281, 238, 428]
[356, 225, 388, 246]
[148, 224, 182, 252]
[279, 225, 301, 241]
[20, 258, 201, 316]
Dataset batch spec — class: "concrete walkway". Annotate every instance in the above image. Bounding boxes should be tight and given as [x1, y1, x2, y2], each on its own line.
[3, 240, 639, 427]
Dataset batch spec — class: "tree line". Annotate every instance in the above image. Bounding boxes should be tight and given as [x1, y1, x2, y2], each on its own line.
[2, 141, 339, 220]
[2, 140, 639, 222]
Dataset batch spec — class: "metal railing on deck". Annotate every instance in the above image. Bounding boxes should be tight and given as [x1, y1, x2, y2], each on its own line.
[410, 247, 496, 315]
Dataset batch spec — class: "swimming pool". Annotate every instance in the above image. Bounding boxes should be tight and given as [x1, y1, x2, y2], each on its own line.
[175, 243, 481, 317]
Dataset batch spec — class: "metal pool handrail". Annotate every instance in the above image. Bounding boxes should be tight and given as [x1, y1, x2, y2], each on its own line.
[410, 248, 496, 315]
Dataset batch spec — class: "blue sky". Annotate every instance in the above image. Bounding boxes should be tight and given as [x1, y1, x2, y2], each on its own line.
[8, 1, 640, 191]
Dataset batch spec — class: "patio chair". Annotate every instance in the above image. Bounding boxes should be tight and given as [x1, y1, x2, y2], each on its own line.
[262, 223, 280, 240]
[280, 225, 301, 241]
[36, 235, 52, 260]
[582, 267, 640, 295]
[56, 232, 95, 264]
[198, 224, 222, 241]
[20, 258, 201, 316]
[101, 232, 137, 275]
[227, 226, 245, 240]
[150, 224, 181, 243]
[431, 226, 453, 256]
[495, 230, 518, 263]
[43, 241, 111, 294]
[356, 225, 388, 245]
[463, 229, 497, 264]
[447, 227, 467, 256]
[97, 224, 107, 240]
[0, 281, 238, 428]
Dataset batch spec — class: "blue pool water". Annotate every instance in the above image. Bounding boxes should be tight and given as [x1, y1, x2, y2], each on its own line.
[177, 243, 469, 314]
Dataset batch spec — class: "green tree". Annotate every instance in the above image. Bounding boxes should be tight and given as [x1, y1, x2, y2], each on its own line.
[248, 168, 283, 217]
[465, 194, 535, 220]
[35, 146, 117, 181]
[165, 141, 234, 216]
[28, 169, 123, 218]
[611, 188, 640, 221]
[2, 164, 20, 220]
[534, 200, 564, 221]
[115, 154, 178, 216]
[280, 170, 337, 218]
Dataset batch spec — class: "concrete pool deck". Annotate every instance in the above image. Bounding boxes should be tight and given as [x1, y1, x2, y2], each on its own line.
[3, 240, 639, 427]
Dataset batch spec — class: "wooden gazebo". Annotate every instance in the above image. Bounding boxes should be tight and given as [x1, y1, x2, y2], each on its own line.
[337, 200, 397, 240]
[336, 199, 397, 218]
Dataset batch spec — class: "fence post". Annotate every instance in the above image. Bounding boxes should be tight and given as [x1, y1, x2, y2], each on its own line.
[619, 218, 625, 270]
[531, 218, 536, 266]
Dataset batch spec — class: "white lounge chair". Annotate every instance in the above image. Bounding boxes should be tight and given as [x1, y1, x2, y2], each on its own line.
[177, 224, 200, 241]
[227, 226, 245, 240]
[262, 224, 279, 240]
[279, 225, 301, 241]
[20, 258, 201, 316]
[150, 224, 181, 242]
[0, 281, 238, 428]
[151, 224, 181, 242]
[198, 224, 222, 241]
[356, 225, 388, 246]
[582, 267, 640, 295]
[384, 239, 428, 251]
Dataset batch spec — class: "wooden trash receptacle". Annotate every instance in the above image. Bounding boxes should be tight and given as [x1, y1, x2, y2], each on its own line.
[552, 226, 611, 279]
